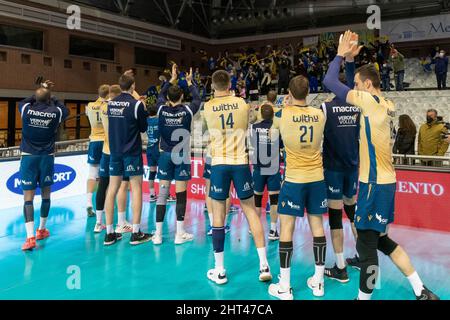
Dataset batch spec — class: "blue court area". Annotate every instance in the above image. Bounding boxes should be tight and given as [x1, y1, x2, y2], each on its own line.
[0, 194, 449, 300]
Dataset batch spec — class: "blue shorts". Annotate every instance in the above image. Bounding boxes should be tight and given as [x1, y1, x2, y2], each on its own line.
[203, 162, 212, 179]
[278, 180, 328, 217]
[253, 167, 281, 193]
[146, 146, 160, 167]
[355, 182, 396, 233]
[209, 164, 254, 200]
[157, 152, 191, 181]
[87, 141, 104, 165]
[99, 153, 110, 178]
[109, 155, 143, 177]
[20, 155, 55, 190]
[324, 168, 359, 200]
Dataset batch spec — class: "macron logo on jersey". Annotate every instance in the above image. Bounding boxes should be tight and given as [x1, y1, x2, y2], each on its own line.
[27, 109, 57, 118]
[328, 186, 340, 193]
[332, 106, 360, 113]
[287, 200, 300, 210]
[211, 185, 223, 193]
[375, 213, 388, 225]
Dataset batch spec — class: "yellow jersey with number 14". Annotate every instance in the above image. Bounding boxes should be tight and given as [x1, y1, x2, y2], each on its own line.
[203, 95, 250, 166]
[86, 98, 106, 142]
[273, 105, 325, 183]
[347, 90, 396, 184]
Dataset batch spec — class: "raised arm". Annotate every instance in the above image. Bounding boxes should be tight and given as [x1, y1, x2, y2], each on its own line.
[186, 67, 201, 115]
[157, 64, 178, 108]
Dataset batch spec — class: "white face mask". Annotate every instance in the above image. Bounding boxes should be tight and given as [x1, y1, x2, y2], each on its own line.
[440, 52, 445, 57]
[383, 64, 387, 67]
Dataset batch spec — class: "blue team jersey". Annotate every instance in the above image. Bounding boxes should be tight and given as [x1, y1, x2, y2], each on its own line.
[108, 92, 148, 157]
[146, 117, 159, 149]
[321, 97, 360, 171]
[19, 96, 69, 155]
[250, 119, 283, 169]
[156, 82, 201, 153]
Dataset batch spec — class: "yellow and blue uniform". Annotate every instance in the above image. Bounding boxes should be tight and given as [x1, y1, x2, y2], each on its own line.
[273, 105, 328, 216]
[347, 90, 397, 233]
[99, 100, 111, 178]
[203, 95, 253, 200]
[86, 98, 106, 165]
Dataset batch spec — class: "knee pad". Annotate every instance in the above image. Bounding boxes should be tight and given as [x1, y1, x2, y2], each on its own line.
[269, 194, 278, 206]
[149, 171, 157, 180]
[88, 164, 99, 180]
[254, 194, 263, 208]
[356, 230, 379, 264]
[328, 208, 343, 230]
[156, 185, 169, 206]
[344, 204, 356, 223]
[378, 235, 398, 256]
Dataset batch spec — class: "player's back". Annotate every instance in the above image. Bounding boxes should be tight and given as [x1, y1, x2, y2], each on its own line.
[86, 98, 106, 142]
[146, 117, 159, 149]
[356, 92, 396, 184]
[203, 95, 250, 165]
[108, 93, 146, 157]
[274, 105, 325, 183]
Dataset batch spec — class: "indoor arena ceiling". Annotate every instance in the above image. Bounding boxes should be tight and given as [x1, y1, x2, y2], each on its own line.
[70, 0, 449, 39]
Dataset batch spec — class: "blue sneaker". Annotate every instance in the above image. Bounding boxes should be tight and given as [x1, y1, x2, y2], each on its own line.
[207, 225, 213, 236]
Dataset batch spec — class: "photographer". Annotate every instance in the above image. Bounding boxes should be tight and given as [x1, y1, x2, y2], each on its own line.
[418, 109, 449, 166]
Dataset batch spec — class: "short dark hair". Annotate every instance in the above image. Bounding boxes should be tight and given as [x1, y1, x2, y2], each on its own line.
[119, 74, 135, 91]
[427, 108, 438, 116]
[356, 64, 380, 89]
[261, 104, 274, 121]
[288, 75, 309, 100]
[167, 85, 183, 103]
[266, 90, 277, 103]
[212, 70, 230, 91]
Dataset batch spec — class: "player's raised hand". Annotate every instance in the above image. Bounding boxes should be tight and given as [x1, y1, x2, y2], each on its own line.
[337, 30, 358, 58]
[42, 80, 55, 89]
[170, 63, 178, 83]
[186, 67, 193, 84]
[345, 32, 363, 61]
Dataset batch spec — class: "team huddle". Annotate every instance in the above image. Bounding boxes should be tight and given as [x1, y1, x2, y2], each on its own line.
[18, 31, 439, 300]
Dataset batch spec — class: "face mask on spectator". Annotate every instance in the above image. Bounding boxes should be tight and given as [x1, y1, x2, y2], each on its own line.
[383, 64, 387, 67]
[427, 116, 434, 123]
[440, 52, 445, 57]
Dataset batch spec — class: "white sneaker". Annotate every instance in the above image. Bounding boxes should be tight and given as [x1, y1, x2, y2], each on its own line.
[115, 221, 132, 233]
[259, 265, 273, 282]
[175, 232, 194, 245]
[153, 233, 163, 245]
[207, 268, 228, 285]
[94, 223, 105, 233]
[307, 276, 325, 297]
[268, 283, 293, 300]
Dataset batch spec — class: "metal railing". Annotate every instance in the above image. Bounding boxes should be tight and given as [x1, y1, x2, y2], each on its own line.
[0, 139, 90, 159]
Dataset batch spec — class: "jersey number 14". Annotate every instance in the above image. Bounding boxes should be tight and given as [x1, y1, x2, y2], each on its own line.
[220, 113, 235, 129]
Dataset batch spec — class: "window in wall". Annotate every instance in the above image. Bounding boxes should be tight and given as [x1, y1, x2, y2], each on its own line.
[0, 24, 43, 50]
[21, 54, 31, 64]
[83, 61, 91, 71]
[69, 36, 115, 61]
[100, 64, 107, 72]
[43, 56, 52, 66]
[0, 51, 6, 62]
[116, 66, 123, 74]
[134, 47, 167, 68]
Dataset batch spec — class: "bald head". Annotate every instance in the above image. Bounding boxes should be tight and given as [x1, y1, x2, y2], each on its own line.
[35, 88, 51, 103]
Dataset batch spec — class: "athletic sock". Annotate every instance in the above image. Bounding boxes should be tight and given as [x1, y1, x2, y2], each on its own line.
[86, 193, 93, 208]
[279, 241, 293, 289]
[212, 227, 225, 271]
[358, 289, 372, 300]
[336, 252, 345, 269]
[407, 271, 425, 296]
[106, 224, 113, 234]
[96, 210, 103, 224]
[313, 236, 326, 282]
[156, 222, 163, 236]
[257, 247, 269, 269]
[118, 211, 126, 226]
[25, 222, 34, 239]
[132, 224, 140, 233]
[270, 222, 277, 232]
[39, 217, 47, 230]
[176, 221, 185, 235]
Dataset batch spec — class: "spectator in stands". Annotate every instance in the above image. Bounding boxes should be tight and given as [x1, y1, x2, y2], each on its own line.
[393, 115, 416, 164]
[390, 48, 405, 91]
[433, 49, 448, 90]
[420, 56, 433, 73]
[380, 61, 392, 91]
[418, 109, 449, 165]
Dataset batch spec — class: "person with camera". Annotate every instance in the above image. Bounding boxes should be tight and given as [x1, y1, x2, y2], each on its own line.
[418, 109, 449, 166]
